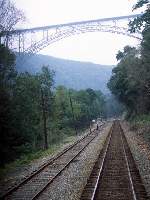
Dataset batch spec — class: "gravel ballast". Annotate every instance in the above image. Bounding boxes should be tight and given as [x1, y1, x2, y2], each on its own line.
[36, 123, 112, 200]
[0, 123, 111, 198]
[121, 121, 150, 199]
[0, 138, 81, 196]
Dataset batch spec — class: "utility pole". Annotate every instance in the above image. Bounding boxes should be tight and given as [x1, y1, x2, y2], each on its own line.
[69, 91, 78, 135]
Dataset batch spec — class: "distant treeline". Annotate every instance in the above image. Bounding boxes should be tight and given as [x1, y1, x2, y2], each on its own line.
[0, 44, 107, 166]
[108, 0, 150, 119]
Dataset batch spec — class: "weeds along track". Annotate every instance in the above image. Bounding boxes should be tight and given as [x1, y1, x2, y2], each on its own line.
[80, 121, 148, 200]
[1, 127, 101, 200]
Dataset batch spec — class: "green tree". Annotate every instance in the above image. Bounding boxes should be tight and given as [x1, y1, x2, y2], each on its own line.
[0, 44, 17, 165]
[53, 87, 106, 136]
[129, 0, 150, 33]
[108, 46, 143, 117]
[53, 86, 76, 135]
[38, 66, 54, 149]
[12, 66, 54, 152]
[0, 0, 26, 166]
[13, 72, 41, 151]
[129, 0, 150, 114]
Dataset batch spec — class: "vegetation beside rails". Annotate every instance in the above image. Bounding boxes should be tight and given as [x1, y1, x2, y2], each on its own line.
[0, 135, 77, 179]
[0, 42, 106, 167]
[107, 0, 150, 145]
[129, 115, 150, 145]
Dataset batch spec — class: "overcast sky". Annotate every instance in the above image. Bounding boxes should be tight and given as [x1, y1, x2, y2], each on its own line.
[14, 0, 141, 65]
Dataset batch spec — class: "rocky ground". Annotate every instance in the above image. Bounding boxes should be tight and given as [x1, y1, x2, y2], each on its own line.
[37, 123, 111, 200]
[1, 121, 150, 200]
[0, 138, 80, 196]
[0, 122, 111, 199]
[121, 121, 150, 199]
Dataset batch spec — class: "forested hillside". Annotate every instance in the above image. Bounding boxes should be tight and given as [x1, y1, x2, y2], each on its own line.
[0, 0, 109, 167]
[1, 47, 107, 166]
[1, 49, 107, 165]
[16, 54, 113, 94]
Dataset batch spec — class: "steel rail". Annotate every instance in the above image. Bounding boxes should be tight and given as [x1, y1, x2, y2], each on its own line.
[1, 125, 102, 199]
[120, 124, 148, 200]
[90, 124, 113, 200]
[120, 125, 137, 200]
[80, 121, 148, 200]
[31, 128, 100, 199]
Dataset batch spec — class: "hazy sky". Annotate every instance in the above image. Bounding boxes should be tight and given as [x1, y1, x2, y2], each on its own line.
[14, 0, 141, 65]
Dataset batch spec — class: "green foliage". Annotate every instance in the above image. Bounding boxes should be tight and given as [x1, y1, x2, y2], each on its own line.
[108, 44, 150, 118]
[0, 44, 17, 166]
[0, 58, 55, 165]
[0, 135, 76, 178]
[0, 0, 26, 166]
[13, 73, 41, 147]
[109, 47, 138, 102]
[37, 66, 55, 149]
[15, 53, 113, 95]
[131, 0, 150, 64]
[129, 114, 150, 145]
[133, 0, 149, 10]
[132, 114, 150, 123]
[0, 45, 106, 167]
[105, 95, 124, 118]
[53, 86, 106, 133]
[129, 0, 150, 33]
[0, 0, 107, 165]
[108, 0, 150, 118]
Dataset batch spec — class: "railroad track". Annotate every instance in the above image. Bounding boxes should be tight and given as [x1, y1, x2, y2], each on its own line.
[1, 125, 102, 200]
[80, 121, 148, 200]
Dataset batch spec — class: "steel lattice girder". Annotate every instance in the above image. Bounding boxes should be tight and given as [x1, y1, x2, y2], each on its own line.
[1, 14, 142, 56]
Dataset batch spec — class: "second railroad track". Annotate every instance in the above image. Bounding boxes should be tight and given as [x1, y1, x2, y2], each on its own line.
[1, 126, 101, 200]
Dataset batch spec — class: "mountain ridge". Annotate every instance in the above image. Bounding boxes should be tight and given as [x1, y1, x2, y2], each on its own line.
[16, 54, 114, 94]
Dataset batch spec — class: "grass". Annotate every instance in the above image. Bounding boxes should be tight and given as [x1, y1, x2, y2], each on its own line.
[129, 114, 150, 146]
[0, 135, 77, 178]
[131, 114, 150, 124]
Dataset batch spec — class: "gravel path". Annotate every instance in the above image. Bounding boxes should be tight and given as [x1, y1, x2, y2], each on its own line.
[37, 123, 112, 200]
[121, 121, 150, 199]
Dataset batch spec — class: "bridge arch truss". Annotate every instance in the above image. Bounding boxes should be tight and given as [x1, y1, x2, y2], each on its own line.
[1, 14, 142, 56]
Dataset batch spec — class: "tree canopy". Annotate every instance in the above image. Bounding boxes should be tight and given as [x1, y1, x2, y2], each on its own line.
[108, 0, 150, 118]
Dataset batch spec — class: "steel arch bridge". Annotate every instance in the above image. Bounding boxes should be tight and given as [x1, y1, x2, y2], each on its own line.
[1, 14, 142, 56]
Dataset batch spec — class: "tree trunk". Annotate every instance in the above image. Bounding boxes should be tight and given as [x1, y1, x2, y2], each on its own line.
[69, 93, 77, 135]
[41, 89, 48, 149]
[43, 111, 48, 149]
